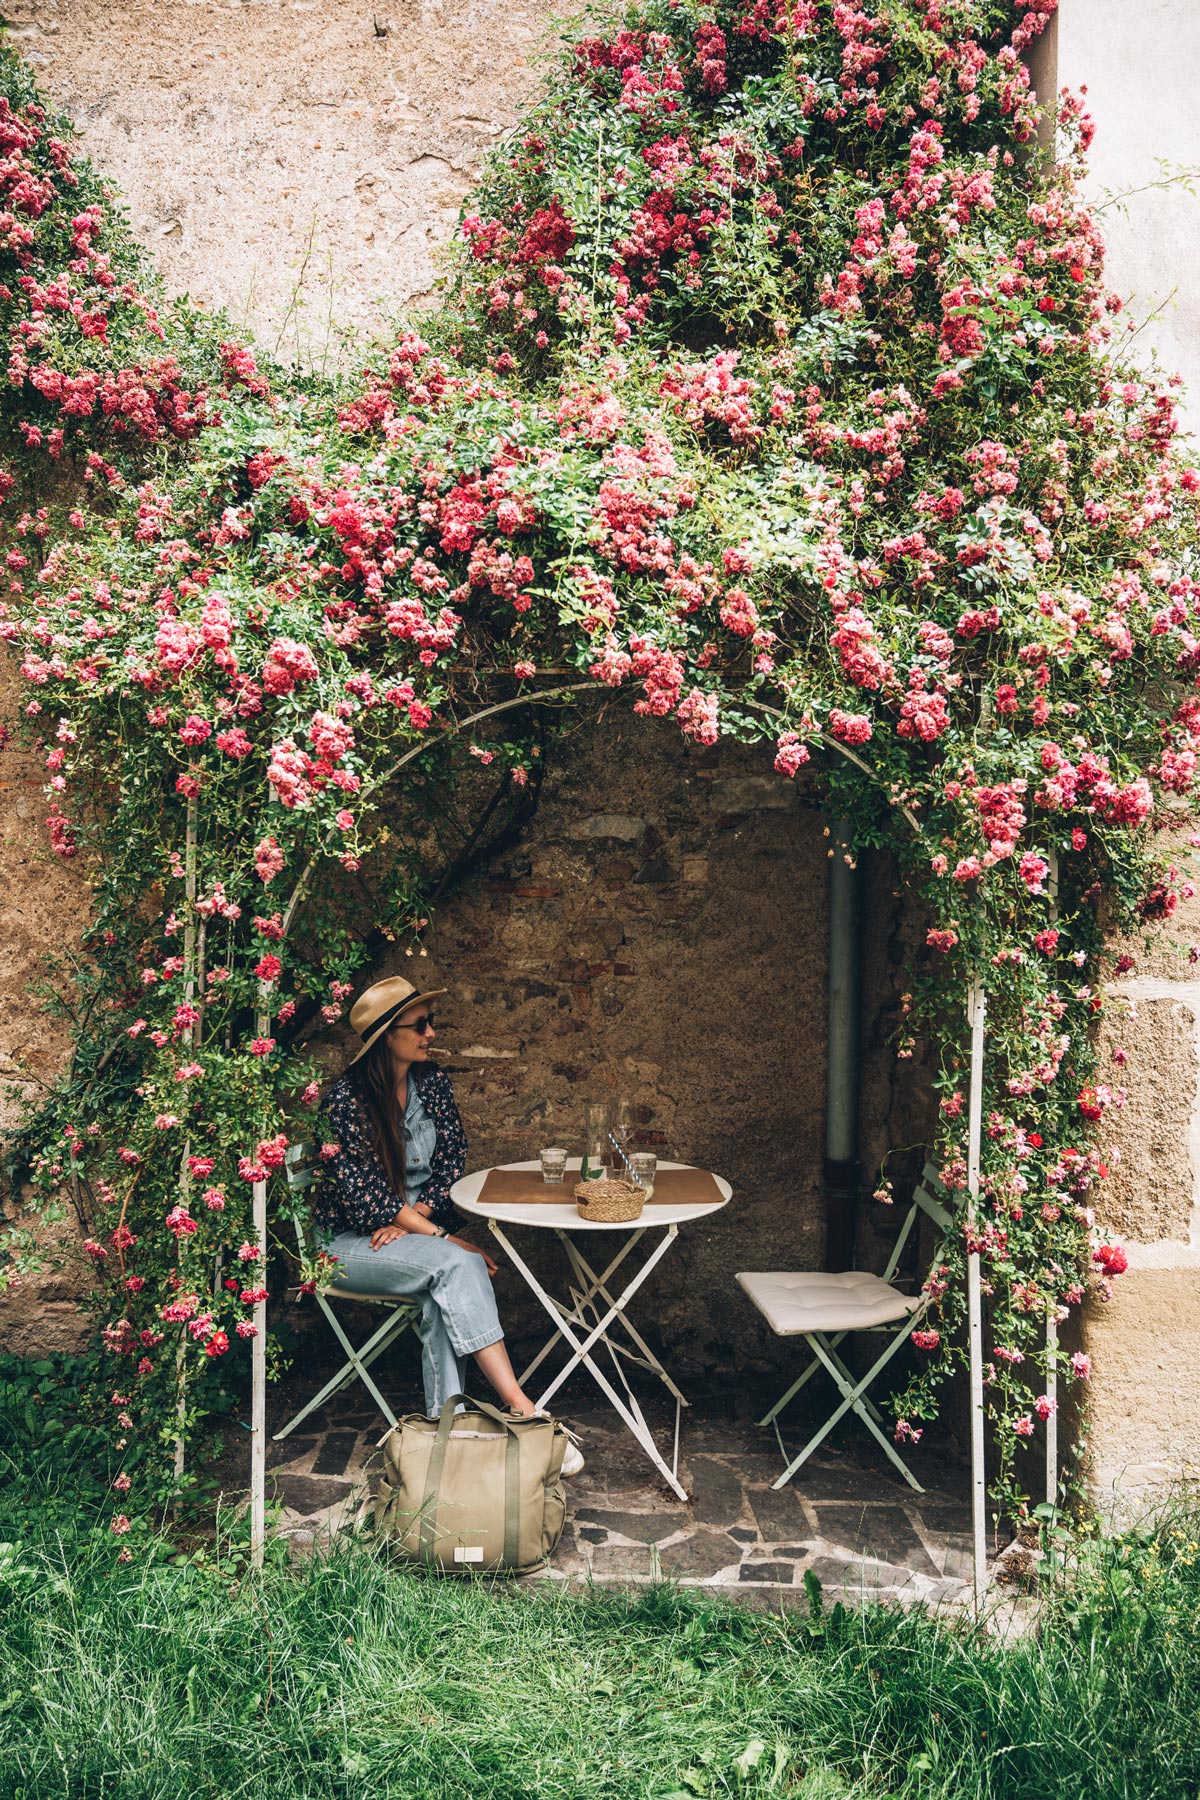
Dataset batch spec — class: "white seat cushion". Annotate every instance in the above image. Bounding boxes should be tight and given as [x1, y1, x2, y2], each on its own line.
[736, 1270, 919, 1336]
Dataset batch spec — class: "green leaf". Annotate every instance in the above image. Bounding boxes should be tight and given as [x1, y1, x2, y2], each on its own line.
[733, 1739, 766, 1779]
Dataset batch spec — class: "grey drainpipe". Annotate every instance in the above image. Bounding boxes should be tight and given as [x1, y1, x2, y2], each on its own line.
[824, 821, 860, 1271]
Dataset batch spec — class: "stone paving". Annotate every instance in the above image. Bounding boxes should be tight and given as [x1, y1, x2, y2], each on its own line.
[261, 1358, 976, 1608]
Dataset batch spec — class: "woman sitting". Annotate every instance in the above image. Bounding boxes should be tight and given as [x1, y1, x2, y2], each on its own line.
[315, 974, 583, 1473]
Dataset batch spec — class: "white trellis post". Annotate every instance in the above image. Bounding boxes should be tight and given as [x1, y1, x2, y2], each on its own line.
[966, 979, 988, 1611]
[173, 792, 201, 1496]
[249, 979, 272, 1566]
[251, 972, 275, 1562]
[1044, 848, 1060, 1512]
[1045, 1316, 1059, 1511]
[249, 1169, 267, 1568]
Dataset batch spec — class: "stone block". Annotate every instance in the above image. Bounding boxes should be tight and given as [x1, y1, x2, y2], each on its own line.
[709, 778, 796, 812]
[566, 814, 646, 843]
[811, 1504, 939, 1576]
[312, 1431, 361, 1476]
[587, 1544, 654, 1578]
[267, 1436, 318, 1470]
[572, 1507, 688, 1542]
[268, 1473, 353, 1515]
[632, 856, 678, 885]
[688, 1456, 749, 1528]
[1083, 1267, 1200, 1517]
[1100, 994, 1197, 1243]
[749, 1484, 810, 1543]
[803, 1554, 916, 1595]
[656, 1530, 742, 1578]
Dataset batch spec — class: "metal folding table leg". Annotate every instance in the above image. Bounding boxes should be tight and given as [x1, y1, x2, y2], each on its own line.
[558, 1234, 685, 1483]
[489, 1218, 689, 1500]
[562, 1235, 691, 1407]
[517, 1230, 646, 1389]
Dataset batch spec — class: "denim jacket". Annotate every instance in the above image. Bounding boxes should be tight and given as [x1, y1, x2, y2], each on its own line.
[313, 1064, 467, 1238]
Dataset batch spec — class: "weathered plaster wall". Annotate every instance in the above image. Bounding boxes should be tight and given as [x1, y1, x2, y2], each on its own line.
[1059, 0, 1200, 433]
[2, 0, 558, 1353]
[1083, 847, 1200, 1516]
[0, 654, 92, 1352]
[6, 0, 561, 363]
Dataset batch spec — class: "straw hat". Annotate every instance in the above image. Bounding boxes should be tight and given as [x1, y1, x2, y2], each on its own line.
[346, 974, 448, 1068]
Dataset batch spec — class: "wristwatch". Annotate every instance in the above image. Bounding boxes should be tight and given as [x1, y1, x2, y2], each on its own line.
[431, 1224, 449, 1239]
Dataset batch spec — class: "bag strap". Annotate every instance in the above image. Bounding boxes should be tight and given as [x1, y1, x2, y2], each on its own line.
[417, 1396, 461, 1563]
[417, 1394, 523, 1567]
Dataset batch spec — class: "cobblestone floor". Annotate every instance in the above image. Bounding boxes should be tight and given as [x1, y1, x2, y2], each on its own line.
[259, 1355, 976, 1609]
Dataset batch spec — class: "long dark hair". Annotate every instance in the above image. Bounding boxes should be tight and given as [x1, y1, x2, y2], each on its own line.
[348, 1032, 409, 1199]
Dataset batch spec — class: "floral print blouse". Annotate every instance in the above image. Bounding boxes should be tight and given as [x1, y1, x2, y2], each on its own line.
[313, 1064, 467, 1238]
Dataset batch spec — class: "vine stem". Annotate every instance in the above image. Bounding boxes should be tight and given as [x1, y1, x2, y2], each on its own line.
[275, 683, 922, 951]
[112, 1165, 142, 1284]
[276, 682, 596, 946]
[183, 792, 199, 1038]
[965, 980, 988, 1612]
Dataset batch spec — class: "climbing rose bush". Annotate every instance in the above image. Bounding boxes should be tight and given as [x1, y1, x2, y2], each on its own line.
[1, 0, 1197, 1516]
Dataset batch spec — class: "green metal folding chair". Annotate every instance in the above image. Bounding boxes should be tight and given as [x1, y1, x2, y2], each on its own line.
[736, 1163, 955, 1492]
[273, 1143, 419, 1442]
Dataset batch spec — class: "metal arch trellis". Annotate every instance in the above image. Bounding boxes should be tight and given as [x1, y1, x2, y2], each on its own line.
[248, 682, 993, 1609]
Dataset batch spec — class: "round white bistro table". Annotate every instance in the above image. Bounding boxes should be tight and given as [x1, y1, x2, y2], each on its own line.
[451, 1158, 732, 1501]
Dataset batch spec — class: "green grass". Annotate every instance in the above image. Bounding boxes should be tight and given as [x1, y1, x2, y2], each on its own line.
[1, 1512, 1199, 1800]
[1, 1359, 1198, 1800]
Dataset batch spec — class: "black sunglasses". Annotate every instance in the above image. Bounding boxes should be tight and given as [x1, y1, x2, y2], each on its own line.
[395, 1013, 435, 1035]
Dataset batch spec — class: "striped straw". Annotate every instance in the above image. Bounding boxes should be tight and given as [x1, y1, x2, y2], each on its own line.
[607, 1130, 641, 1185]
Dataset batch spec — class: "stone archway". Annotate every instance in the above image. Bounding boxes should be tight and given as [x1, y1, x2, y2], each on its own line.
[285, 691, 934, 1388]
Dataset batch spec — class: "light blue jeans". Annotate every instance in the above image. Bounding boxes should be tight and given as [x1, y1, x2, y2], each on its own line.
[326, 1231, 504, 1416]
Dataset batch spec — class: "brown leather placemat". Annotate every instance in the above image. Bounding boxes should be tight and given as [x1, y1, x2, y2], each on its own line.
[478, 1166, 724, 1207]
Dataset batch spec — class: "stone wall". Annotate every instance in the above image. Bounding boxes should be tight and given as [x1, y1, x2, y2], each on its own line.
[0, 0, 561, 1352]
[0, 0, 930, 1387]
[0, 654, 92, 1352]
[1080, 836, 1200, 1517]
[1053, 4, 1200, 1514]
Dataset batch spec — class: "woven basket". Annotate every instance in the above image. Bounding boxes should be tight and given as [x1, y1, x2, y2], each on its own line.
[573, 1177, 646, 1223]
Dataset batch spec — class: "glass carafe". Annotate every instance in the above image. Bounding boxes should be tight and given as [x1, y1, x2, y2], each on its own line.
[580, 1102, 609, 1182]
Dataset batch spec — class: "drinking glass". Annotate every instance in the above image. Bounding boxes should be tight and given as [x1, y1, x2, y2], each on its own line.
[539, 1147, 568, 1185]
[609, 1097, 633, 1155]
[630, 1151, 657, 1198]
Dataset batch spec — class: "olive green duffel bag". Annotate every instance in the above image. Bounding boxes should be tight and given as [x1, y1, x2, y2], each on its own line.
[374, 1394, 567, 1575]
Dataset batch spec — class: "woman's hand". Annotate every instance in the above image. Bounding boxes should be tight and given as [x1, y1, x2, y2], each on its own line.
[449, 1234, 499, 1278]
[369, 1223, 410, 1251]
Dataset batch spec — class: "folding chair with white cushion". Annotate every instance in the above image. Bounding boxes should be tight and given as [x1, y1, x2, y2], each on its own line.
[273, 1144, 419, 1442]
[736, 1163, 954, 1492]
